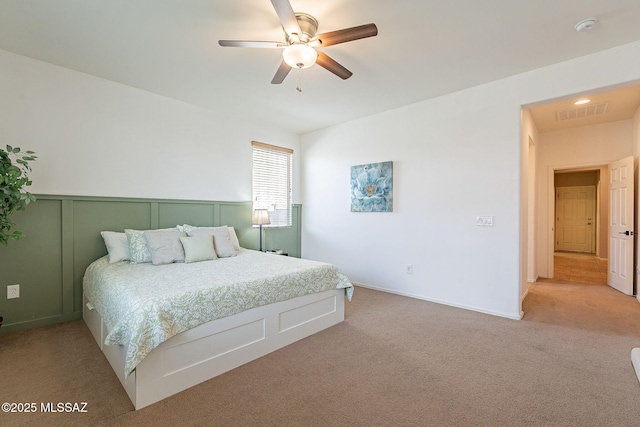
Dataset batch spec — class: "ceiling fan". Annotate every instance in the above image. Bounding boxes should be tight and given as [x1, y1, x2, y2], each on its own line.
[218, 0, 378, 84]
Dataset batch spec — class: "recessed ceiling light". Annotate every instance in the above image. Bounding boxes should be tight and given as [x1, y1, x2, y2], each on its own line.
[574, 99, 591, 105]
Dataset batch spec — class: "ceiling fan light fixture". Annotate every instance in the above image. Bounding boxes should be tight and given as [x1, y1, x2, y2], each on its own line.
[282, 44, 317, 69]
[218, 0, 378, 83]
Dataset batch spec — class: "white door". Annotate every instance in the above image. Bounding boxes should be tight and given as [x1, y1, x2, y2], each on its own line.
[555, 186, 595, 253]
[609, 156, 635, 295]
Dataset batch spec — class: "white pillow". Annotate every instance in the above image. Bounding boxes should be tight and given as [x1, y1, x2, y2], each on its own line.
[228, 226, 241, 252]
[189, 226, 237, 258]
[144, 229, 187, 265]
[125, 228, 176, 264]
[180, 235, 218, 263]
[182, 224, 241, 254]
[100, 231, 130, 263]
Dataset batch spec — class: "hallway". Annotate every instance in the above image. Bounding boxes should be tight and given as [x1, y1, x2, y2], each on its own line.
[526, 252, 639, 333]
[551, 252, 608, 285]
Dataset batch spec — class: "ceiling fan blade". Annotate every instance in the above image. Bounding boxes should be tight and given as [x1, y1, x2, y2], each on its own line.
[270, 0, 302, 39]
[218, 40, 283, 49]
[315, 51, 352, 80]
[315, 23, 378, 47]
[271, 61, 292, 84]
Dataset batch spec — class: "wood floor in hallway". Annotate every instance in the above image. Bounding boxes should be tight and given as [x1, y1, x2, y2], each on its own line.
[552, 251, 608, 285]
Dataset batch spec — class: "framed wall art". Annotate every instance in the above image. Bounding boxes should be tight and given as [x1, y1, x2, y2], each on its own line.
[350, 161, 393, 212]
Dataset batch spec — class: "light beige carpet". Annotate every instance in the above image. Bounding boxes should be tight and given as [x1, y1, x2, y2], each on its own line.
[2, 283, 640, 426]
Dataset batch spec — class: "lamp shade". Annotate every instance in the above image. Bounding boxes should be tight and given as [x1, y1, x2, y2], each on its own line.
[252, 209, 271, 225]
[282, 44, 317, 69]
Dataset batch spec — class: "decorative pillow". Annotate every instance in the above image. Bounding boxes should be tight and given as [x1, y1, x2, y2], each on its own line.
[181, 224, 197, 235]
[100, 231, 130, 263]
[182, 224, 241, 253]
[144, 229, 187, 265]
[180, 235, 217, 263]
[190, 226, 237, 258]
[228, 226, 241, 252]
[125, 229, 152, 264]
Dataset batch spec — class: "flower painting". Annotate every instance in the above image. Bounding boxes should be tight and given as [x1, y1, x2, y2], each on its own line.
[350, 161, 393, 212]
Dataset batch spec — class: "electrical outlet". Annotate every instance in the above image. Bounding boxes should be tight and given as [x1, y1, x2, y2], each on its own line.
[476, 216, 494, 227]
[7, 284, 20, 299]
[405, 264, 413, 274]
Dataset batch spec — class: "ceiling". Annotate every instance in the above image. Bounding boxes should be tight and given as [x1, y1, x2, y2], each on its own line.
[1, 1, 640, 134]
[529, 84, 640, 133]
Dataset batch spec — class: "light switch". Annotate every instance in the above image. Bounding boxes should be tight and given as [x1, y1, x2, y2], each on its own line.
[476, 216, 494, 227]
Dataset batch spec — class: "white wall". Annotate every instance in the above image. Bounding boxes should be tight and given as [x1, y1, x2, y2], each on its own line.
[521, 109, 539, 295]
[0, 49, 301, 203]
[301, 41, 640, 320]
[535, 120, 634, 278]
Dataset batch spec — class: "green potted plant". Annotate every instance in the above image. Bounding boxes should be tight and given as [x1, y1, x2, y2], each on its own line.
[0, 145, 37, 245]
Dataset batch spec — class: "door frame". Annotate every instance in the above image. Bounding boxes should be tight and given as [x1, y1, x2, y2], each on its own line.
[546, 162, 607, 277]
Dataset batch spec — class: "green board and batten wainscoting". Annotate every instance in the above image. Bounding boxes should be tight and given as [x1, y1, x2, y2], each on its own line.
[0, 195, 302, 334]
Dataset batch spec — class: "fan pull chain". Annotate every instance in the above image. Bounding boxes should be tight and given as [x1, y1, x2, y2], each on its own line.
[296, 69, 302, 92]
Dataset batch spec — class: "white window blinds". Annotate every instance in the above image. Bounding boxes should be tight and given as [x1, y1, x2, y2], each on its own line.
[252, 141, 293, 227]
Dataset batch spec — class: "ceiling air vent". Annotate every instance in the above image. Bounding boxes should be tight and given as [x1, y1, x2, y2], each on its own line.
[556, 102, 609, 121]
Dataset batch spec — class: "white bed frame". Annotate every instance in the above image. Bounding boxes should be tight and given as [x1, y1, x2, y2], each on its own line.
[84, 289, 345, 409]
[631, 348, 640, 385]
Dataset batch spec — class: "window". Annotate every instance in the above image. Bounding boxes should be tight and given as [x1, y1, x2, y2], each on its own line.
[252, 141, 293, 227]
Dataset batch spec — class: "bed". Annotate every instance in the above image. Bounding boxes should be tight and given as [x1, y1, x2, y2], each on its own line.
[83, 227, 353, 410]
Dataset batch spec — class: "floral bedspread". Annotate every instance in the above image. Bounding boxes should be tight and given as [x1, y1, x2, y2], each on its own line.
[83, 249, 353, 377]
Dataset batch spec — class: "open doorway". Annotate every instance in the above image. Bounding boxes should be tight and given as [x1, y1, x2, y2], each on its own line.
[551, 168, 608, 285]
[555, 172, 599, 254]
[521, 82, 640, 316]
[544, 156, 636, 294]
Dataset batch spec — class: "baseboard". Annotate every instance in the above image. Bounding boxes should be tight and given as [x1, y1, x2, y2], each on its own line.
[0, 312, 82, 335]
[352, 282, 522, 320]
